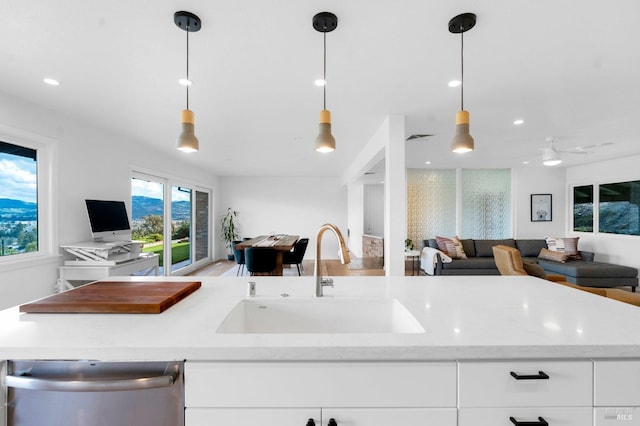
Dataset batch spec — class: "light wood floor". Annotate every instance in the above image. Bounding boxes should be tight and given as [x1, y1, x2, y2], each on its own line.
[188, 258, 421, 277]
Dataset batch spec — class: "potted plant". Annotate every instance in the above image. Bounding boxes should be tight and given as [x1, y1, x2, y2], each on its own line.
[220, 208, 239, 260]
[405, 238, 414, 251]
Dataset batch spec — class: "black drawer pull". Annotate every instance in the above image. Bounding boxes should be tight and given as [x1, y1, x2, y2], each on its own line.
[306, 419, 316, 426]
[509, 416, 549, 425]
[510, 370, 550, 380]
[327, 419, 338, 426]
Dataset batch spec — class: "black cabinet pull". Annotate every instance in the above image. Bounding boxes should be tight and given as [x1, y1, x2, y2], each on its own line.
[509, 416, 549, 425]
[306, 419, 316, 426]
[510, 370, 550, 380]
[327, 418, 338, 426]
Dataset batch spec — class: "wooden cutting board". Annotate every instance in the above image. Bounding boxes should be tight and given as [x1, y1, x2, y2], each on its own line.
[20, 281, 202, 314]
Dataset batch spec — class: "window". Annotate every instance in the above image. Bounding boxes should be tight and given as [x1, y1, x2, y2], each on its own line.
[406, 168, 511, 242]
[406, 169, 456, 245]
[461, 169, 511, 239]
[0, 141, 38, 257]
[599, 180, 640, 236]
[573, 185, 594, 232]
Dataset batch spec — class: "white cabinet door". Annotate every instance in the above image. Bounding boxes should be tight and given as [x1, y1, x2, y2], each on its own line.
[595, 360, 640, 406]
[185, 408, 457, 426]
[459, 407, 592, 426]
[186, 408, 319, 426]
[323, 408, 457, 426]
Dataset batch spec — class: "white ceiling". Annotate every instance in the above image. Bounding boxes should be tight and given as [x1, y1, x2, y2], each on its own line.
[1, 0, 639, 178]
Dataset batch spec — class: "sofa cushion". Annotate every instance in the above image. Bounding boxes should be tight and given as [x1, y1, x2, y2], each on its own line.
[474, 239, 516, 257]
[538, 247, 569, 263]
[516, 239, 547, 257]
[441, 258, 496, 270]
[523, 262, 548, 279]
[460, 239, 475, 258]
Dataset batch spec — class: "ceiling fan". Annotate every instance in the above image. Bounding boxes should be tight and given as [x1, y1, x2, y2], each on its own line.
[540, 137, 612, 166]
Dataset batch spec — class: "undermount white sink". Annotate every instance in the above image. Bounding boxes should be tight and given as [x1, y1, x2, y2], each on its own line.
[216, 298, 425, 334]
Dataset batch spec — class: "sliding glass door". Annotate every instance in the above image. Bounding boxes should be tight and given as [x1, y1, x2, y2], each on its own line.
[131, 176, 166, 273]
[132, 172, 211, 275]
[171, 186, 192, 272]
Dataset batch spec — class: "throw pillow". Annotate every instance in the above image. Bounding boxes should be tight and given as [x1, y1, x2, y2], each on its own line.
[435, 236, 468, 259]
[546, 236, 581, 260]
[562, 237, 581, 260]
[435, 236, 450, 253]
[538, 247, 569, 263]
[545, 237, 564, 252]
[522, 262, 548, 279]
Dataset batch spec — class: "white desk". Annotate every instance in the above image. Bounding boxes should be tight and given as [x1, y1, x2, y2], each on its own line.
[57, 254, 160, 292]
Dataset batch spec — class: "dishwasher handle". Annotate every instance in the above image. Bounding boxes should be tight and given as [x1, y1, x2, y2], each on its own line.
[5, 371, 177, 392]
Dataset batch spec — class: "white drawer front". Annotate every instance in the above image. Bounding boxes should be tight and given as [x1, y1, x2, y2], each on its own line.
[595, 360, 640, 406]
[186, 408, 319, 426]
[459, 407, 592, 426]
[595, 407, 640, 425]
[185, 361, 456, 408]
[323, 408, 457, 426]
[458, 360, 593, 407]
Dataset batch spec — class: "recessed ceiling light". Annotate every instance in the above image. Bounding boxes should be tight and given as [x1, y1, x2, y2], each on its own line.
[425, 161, 431, 164]
[513, 119, 524, 125]
[448, 80, 461, 87]
[43, 78, 60, 86]
[179, 78, 192, 86]
[314, 79, 326, 86]
[522, 161, 529, 164]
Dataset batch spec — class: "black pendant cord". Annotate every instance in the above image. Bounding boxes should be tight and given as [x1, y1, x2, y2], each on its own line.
[323, 30, 327, 110]
[186, 28, 190, 110]
[460, 29, 464, 111]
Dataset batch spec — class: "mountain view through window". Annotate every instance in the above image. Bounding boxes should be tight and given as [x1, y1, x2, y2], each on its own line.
[0, 141, 38, 257]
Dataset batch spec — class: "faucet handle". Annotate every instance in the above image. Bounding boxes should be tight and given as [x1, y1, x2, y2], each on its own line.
[321, 277, 334, 287]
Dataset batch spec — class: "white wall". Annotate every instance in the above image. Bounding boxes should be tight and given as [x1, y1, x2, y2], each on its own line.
[363, 184, 384, 235]
[0, 91, 218, 310]
[217, 176, 347, 261]
[347, 183, 364, 257]
[513, 167, 567, 239]
[566, 155, 640, 271]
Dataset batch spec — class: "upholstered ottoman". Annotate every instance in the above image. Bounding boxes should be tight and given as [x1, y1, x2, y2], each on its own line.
[538, 259, 638, 291]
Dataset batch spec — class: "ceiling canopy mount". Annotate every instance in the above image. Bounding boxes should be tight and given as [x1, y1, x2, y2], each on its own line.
[174, 11, 201, 32]
[313, 12, 338, 33]
[448, 13, 476, 34]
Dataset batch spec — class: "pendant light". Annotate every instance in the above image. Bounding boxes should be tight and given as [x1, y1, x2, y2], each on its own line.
[313, 12, 338, 153]
[174, 11, 201, 153]
[449, 13, 476, 154]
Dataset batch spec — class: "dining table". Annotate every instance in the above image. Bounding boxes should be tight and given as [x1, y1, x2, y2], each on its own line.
[234, 235, 299, 275]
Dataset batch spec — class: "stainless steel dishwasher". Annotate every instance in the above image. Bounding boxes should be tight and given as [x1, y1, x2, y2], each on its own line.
[4, 360, 184, 426]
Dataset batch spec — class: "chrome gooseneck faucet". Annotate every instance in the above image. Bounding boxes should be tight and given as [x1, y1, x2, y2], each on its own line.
[314, 223, 351, 297]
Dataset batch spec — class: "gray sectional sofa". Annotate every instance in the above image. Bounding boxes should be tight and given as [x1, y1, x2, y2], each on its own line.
[424, 238, 638, 291]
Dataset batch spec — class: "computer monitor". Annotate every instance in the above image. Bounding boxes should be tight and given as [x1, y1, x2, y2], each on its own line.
[85, 199, 132, 242]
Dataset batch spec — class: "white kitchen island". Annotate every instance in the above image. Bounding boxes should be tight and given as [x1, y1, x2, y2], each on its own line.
[1, 275, 640, 425]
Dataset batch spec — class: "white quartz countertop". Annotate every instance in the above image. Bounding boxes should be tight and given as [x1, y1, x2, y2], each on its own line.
[1, 275, 640, 361]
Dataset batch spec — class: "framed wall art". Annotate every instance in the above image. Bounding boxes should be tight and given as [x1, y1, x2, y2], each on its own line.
[531, 194, 552, 222]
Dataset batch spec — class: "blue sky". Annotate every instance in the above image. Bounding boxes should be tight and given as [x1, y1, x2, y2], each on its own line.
[0, 153, 37, 203]
[131, 178, 190, 202]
